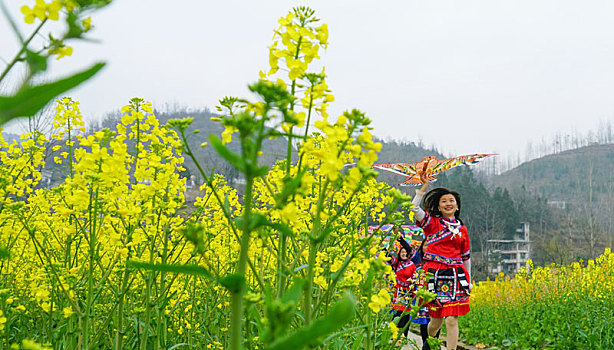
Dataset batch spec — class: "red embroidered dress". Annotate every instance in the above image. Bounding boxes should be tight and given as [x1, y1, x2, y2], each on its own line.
[388, 257, 417, 312]
[418, 212, 471, 317]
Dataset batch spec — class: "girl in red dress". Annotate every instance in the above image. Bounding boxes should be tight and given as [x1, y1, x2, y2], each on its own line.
[387, 234, 417, 339]
[411, 175, 471, 350]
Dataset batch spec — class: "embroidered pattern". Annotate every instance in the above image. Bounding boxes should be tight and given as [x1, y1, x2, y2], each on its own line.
[418, 214, 431, 228]
[427, 267, 470, 305]
[461, 249, 471, 260]
[424, 252, 463, 266]
[426, 228, 452, 245]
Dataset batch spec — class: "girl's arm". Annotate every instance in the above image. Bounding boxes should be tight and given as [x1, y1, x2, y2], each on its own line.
[410, 176, 429, 221]
[463, 258, 472, 290]
[461, 228, 472, 290]
[397, 236, 412, 254]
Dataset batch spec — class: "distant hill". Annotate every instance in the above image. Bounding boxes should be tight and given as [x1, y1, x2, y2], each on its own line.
[486, 143, 614, 265]
[153, 110, 443, 189]
[488, 143, 614, 204]
[154, 109, 291, 187]
[0, 132, 19, 144]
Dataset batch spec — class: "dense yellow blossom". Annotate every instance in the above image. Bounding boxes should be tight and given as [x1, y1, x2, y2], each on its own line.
[463, 248, 614, 348]
[0, 7, 423, 349]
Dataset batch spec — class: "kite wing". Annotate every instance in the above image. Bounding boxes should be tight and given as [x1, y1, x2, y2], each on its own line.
[371, 162, 420, 184]
[427, 153, 495, 176]
[371, 153, 497, 186]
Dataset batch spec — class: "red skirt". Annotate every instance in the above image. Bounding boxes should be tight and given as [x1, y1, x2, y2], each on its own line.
[422, 262, 470, 318]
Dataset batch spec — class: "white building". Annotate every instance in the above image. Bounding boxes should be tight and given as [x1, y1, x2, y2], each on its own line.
[487, 222, 531, 275]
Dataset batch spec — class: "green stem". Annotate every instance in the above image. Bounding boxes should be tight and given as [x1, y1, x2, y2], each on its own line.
[304, 238, 318, 326]
[180, 131, 265, 291]
[115, 263, 131, 350]
[141, 177, 161, 350]
[134, 107, 140, 185]
[140, 254, 154, 350]
[296, 85, 315, 171]
[0, 1, 24, 44]
[229, 174, 254, 350]
[0, 19, 46, 83]
[158, 226, 170, 348]
[365, 309, 372, 350]
[83, 185, 98, 349]
[277, 35, 304, 299]
[68, 117, 73, 179]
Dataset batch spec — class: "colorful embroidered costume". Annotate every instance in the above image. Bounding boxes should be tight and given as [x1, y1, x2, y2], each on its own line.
[386, 248, 417, 338]
[388, 255, 417, 312]
[411, 188, 471, 318]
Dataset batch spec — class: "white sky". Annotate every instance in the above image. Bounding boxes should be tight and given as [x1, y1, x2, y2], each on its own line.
[2, 0, 614, 158]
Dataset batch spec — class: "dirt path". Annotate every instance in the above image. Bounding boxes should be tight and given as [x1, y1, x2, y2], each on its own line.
[399, 329, 489, 350]
[400, 330, 445, 350]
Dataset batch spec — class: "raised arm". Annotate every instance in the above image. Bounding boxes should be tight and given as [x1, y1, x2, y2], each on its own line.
[410, 175, 429, 222]
[397, 234, 412, 253]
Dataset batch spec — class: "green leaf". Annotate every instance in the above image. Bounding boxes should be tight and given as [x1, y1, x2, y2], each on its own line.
[252, 164, 270, 178]
[242, 213, 295, 238]
[275, 172, 305, 208]
[281, 278, 305, 304]
[350, 333, 364, 350]
[267, 292, 356, 350]
[25, 49, 48, 75]
[127, 261, 214, 280]
[219, 273, 245, 294]
[209, 134, 246, 173]
[313, 225, 336, 243]
[0, 247, 9, 259]
[261, 278, 306, 344]
[0, 62, 105, 125]
[65, 12, 84, 39]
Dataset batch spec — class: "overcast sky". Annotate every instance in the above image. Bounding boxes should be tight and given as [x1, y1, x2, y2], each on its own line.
[2, 0, 614, 159]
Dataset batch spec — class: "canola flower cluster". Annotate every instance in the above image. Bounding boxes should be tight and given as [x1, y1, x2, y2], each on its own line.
[20, 0, 95, 60]
[461, 248, 614, 349]
[0, 97, 197, 349]
[0, 7, 424, 350]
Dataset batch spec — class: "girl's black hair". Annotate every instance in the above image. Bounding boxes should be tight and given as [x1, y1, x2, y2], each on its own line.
[422, 187, 463, 224]
[418, 238, 427, 262]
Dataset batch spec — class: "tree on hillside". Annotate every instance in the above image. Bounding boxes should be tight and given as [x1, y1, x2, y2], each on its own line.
[603, 179, 614, 249]
[571, 155, 606, 260]
[439, 168, 498, 248]
[492, 187, 520, 239]
[511, 186, 559, 265]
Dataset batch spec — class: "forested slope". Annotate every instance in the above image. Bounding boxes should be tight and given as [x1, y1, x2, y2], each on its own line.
[490, 143, 614, 203]
[487, 143, 614, 265]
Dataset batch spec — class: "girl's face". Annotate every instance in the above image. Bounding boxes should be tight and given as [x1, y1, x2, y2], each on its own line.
[438, 193, 458, 218]
[399, 247, 408, 260]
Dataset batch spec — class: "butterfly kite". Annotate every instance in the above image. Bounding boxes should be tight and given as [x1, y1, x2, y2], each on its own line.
[371, 153, 497, 186]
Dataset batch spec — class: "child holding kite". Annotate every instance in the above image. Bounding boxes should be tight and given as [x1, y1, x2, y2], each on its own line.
[411, 175, 472, 350]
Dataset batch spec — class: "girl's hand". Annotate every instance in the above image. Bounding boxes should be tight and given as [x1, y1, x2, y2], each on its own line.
[418, 173, 429, 192]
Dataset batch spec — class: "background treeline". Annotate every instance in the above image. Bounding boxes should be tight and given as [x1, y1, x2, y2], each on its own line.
[477, 119, 614, 175]
[4, 107, 613, 280]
